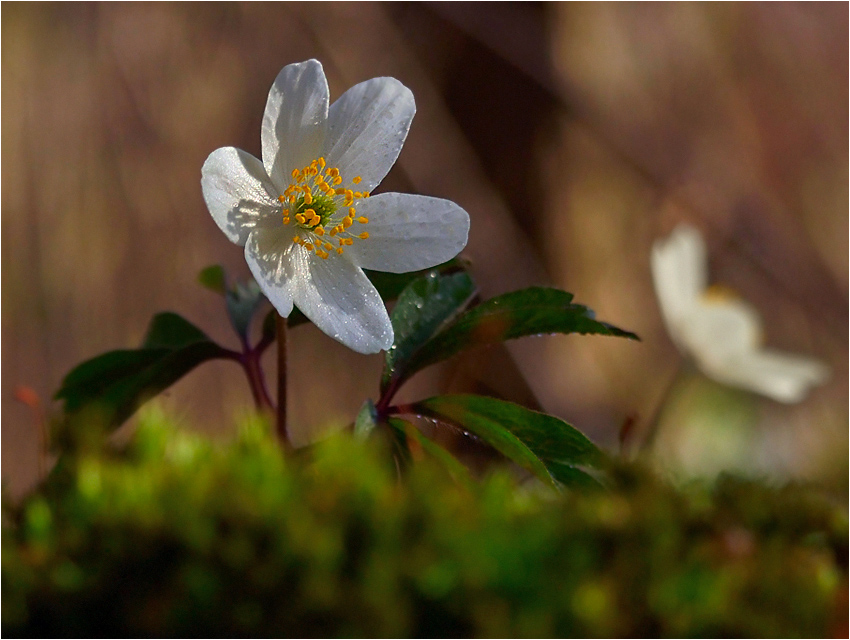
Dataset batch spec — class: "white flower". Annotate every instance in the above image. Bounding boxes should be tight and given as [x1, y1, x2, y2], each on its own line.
[651, 224, 828, 403]
[201, 60, 470, 354]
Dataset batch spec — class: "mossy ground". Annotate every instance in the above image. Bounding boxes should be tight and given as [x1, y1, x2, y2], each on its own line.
[3, 413, 847, 637]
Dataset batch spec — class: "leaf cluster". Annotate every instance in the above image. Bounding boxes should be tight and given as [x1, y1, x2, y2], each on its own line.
[52, 260, 638, 486]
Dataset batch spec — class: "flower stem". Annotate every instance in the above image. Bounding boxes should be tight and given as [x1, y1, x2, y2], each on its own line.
[276, 313, 288, 443]
[631, 361, 688, 456]
[240, 352, 273, 414]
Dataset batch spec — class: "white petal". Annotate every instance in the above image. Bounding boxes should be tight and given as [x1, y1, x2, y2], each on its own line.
[262, 60, 329, 190]
[323, 77, 415, 192]
[342, 194, 469, 273]
[244, 227, 297, 317]
[704, 348, 829, 403]
[651, 224, 708, 331]
[201, 147, 280, 246]
[681, 298, 762, 367]
[289, 249, 393, 354]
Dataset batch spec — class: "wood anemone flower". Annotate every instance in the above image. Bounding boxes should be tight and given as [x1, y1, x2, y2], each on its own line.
[202, 60, 469, 354]
[651, 224, 828, 403]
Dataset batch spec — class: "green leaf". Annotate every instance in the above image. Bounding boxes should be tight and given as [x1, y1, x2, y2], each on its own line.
[263, 258, 470, 331]
[55, 313, 233, 431]
[354, 400, 378, 439]
[142, 312, 210, 349]
[411, 395, 558, 488]
[412, 394, 606, 489]
[387, 417, 473, 488]
[391, 288, 638, 391]
[226, 280, 264, 342]
[381, 271, 476, 393]
[197, 265, 227, 295]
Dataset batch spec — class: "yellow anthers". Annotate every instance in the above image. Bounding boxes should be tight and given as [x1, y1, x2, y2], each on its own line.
[280, 157, 376, 259]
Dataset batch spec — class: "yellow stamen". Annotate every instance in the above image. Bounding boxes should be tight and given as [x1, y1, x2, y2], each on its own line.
[337, 247, 345, 255]
[283, 217, 290, 225]
[315, 226, 325, 236]
[305, 243, 314, 251]
[342, 216, 353, 229]
[357, 217, 368, 224]
[358, 232, 369, 240]
[296, 214, 306, 224]
[352, 176, 362, 184]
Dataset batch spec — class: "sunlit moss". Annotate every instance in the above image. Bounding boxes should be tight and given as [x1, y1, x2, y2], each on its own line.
[2, 414, 846, 637]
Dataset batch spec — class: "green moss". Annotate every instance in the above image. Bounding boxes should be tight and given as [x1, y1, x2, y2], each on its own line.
[3, 414, 846, 637]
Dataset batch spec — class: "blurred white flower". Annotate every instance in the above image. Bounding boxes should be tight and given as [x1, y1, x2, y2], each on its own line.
[651, 224, 828, 403]
[202, 60, 469, 354]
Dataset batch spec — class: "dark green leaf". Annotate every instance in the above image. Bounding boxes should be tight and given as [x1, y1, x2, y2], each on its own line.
[381, 271, 476, 393]
[412, 394, 606, 488]
[387, 417, 473, 488]
[544, 461, 604, 489]
[411, 395, 558, 488]
[143, 312, 211, 350]
[197, 265, 227, 295]
[55, 313, 233, 431]
[394, 288, 638, 390]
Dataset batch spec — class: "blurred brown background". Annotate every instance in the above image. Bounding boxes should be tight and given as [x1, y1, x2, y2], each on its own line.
[3, 3, 847, 496]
